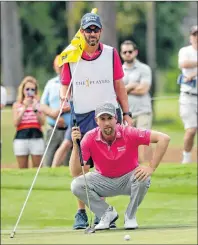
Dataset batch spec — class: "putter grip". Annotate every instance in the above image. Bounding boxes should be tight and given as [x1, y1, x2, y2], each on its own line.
[76, 139, 84, 166]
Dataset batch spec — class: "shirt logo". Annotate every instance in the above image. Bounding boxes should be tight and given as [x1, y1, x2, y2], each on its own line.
[75, 79, 110, 87]
[117, 146, 126, 152]
[85, 78, 90, 87]
[138, 129, 146, 138]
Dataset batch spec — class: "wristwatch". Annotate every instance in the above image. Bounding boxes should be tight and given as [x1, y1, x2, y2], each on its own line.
[123, 112, 132, 118]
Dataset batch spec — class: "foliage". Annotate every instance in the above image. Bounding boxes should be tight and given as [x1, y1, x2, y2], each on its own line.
[155, 2, 189, 68]
[17, 1, 189, 91]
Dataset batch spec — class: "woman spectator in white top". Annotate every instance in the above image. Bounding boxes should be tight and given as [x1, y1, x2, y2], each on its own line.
[12, 76, 45, 168]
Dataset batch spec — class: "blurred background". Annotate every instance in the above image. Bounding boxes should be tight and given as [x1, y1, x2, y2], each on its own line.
[0, 1, 197, 165]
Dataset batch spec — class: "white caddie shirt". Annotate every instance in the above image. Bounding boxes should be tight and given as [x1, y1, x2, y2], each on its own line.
[69, 45, 118, 114]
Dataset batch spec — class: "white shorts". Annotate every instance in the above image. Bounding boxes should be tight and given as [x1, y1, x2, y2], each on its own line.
[180, 102, 197, 129]
[13, 138, 45, 156]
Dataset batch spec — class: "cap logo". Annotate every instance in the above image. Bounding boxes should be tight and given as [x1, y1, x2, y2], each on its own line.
[85, 16, 98, 22]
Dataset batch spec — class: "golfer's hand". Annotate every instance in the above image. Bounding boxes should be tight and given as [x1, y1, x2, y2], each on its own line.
[71, 127, 82, 145]
[134, 166, 154, 181]
[123, 115, 133, 126]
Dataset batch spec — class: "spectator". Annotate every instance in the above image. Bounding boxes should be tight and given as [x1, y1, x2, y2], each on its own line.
[178, 25, 197, 164]
[70, 102, 170, 230]
[1, 85, 7, 109]
[60, 12, 132, 230]
[12, 76, 45, 168]
[120, 40, 152, 162]
[41, 56, 72, 167]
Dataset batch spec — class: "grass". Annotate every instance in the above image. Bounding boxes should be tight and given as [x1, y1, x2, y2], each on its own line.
[1, 98, 197, 165]
[1, 164, 197, 244]
[1, 227, 197, 244]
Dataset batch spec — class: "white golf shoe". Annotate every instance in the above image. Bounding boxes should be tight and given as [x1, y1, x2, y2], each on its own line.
[94, 206, 118, 230]
[124, 214, 138, 229]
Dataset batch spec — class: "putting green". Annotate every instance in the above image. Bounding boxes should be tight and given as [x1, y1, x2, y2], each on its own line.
[1, 227, 197, 244]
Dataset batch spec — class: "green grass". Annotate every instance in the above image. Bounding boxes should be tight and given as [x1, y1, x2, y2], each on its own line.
[1, 228, 197, 244]
[1, 165, 197, 228]
[1, 164, 197, 244]
[1, 98, 197, 165]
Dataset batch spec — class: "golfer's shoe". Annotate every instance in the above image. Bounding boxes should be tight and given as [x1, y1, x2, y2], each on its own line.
[94, 215, 117, 229]
[110, 222, 117, 229]
[94, 206, 118, 230]
[124, 214, 138, 230]
[73, 211, 89, 230]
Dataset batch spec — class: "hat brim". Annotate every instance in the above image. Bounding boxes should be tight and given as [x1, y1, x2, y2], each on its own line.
[191, 30, 198, 35]
[95, 112, 116, 118]
[81, 22, 102, 29]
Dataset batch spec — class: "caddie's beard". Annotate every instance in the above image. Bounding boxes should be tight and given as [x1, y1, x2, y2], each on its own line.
[85, 35, 100, 46]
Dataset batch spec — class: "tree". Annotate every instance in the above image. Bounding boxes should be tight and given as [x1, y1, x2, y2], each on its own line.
[94, 1, 117, 49]
[1, 2, 23, 103]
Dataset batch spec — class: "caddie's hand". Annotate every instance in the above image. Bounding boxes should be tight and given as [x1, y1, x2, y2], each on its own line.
[134, 165, 154, 181]
[71, 127, 82, 145]
[62, 103, 71, 113]
[123, 115, 133, 126]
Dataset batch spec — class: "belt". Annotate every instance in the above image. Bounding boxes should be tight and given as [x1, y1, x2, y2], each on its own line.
[49, 125, 67, 131]
[183, 92, 198, 96]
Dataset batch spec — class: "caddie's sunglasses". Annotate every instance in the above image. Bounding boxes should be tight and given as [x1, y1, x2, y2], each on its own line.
[123, 50, 134, 55]
[25, 88, 36, 92]
[84, 27, 101, 34]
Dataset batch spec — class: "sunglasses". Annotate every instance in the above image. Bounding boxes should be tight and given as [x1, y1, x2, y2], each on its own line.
[122, 50, 134, 55]
[25, 88, 36, 92]
[84, 27, 101, 34]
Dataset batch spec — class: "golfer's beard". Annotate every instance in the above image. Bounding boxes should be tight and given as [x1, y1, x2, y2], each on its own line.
[85, 35, 100, 46]
[103, 127, 114, 135]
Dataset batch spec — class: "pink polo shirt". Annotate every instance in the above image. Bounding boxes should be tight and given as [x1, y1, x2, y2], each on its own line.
[81, 124, 151, 178]
[61, 43, 124, 85]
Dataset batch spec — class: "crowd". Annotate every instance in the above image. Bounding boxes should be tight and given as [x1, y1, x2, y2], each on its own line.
[1, 11, 197, 231]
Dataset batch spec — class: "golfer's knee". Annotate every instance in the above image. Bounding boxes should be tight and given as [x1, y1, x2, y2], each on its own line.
[135, 176, 151, 189]
[71, 176, 84, 197]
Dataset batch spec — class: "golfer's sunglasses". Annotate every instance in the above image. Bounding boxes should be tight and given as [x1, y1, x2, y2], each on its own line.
[122, 50, 134, 55]
[84, 27, 101, 34]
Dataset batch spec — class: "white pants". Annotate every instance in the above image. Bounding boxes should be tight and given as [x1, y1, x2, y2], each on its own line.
[71, 170, 150, 219]
[13, 138, 45, 156]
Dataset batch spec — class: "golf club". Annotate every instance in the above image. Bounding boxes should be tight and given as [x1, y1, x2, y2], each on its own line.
[73, 120, 95, 234]
[9, 58, 81, 239]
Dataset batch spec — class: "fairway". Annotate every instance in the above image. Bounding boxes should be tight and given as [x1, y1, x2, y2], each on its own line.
[1, 227, 197, 244]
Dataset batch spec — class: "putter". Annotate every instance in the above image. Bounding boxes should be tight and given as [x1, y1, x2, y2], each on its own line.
[74, 120, 95, 234]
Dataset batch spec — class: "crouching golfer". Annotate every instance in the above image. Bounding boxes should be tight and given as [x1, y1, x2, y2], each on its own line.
[70, 102, 170, 230]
